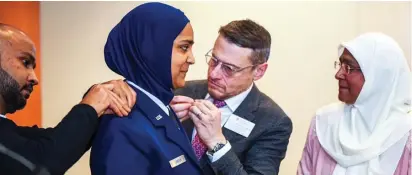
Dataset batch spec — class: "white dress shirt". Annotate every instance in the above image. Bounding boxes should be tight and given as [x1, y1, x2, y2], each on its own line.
[192, 84, 253, 162]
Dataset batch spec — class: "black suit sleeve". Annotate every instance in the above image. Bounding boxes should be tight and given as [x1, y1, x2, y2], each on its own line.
[16, 126, 54, 139]
[10, 104, 99, 175]
[210, 116, 293, 175]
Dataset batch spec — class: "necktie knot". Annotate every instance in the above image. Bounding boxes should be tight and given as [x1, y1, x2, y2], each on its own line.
[213, 99, 226, 108]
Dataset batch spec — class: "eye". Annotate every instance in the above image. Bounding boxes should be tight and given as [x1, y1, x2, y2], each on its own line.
[209, 57, 218, 66]
[21, 58, 34, 69]
[22, 59, 29, 67]
[180, 45, 189, 52]
[221, 64, 235, 74]
[346, 64, 353, 70]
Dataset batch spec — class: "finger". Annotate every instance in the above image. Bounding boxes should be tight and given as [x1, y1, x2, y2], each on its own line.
[129, 84, 137, 108]
[111, 84, 128, 109]
[170, 103, 192, 112]
[190, 106, 209, 122]
[104, 109, 114, 115]
[189, 106, 203, 119]
[110, 88, 131, 113]
[101, 83, 115, 91]
[119, 81, 133, 108]
[189, 111, 206, 128]
[171, 96, 194, 104]
[108, 90, 129, 116]
[125, 84, 134, 108]
[179, 115, 190, 122]
[189, 111, 201, 124]
[117, 87, 129, 108]
[102, 80, 129, 108]
[201, 100, 217, 111]
[110, 90, 130, 116]
[194, 102, 213, 117]
[175, 110, 189, 118]
[107, 95, 123, 117]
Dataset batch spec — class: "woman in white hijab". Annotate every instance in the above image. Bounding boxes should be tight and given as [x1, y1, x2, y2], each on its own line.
[298, 32, 412, 175]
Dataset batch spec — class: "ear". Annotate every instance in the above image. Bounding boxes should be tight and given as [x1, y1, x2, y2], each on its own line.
[253, 63, 268, 81]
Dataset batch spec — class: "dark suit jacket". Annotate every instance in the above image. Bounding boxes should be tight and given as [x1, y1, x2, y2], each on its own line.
[90, 86, 203, 175]
[0, 104, 99, 175]
[175, 80, 293, 175]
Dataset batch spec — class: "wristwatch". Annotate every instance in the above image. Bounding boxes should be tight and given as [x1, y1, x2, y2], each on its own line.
[207, 141, 227, 155]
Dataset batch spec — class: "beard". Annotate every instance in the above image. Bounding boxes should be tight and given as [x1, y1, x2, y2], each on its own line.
[0, 68, 27, 114]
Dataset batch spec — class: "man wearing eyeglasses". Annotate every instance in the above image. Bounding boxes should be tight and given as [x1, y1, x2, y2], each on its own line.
[171, 19, 293, 175]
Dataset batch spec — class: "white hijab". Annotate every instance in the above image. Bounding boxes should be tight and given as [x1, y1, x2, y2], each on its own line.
[316, 33, 412, 175]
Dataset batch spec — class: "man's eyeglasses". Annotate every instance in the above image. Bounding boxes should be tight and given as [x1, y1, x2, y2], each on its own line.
[205, 49, 258, 77]
[334, 61, 362, 74]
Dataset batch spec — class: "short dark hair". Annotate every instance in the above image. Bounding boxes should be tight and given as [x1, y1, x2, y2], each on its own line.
[218, 19, 271, 65]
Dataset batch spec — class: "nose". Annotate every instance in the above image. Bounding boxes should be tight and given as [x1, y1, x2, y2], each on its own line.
[28, 69, 39, 85]
[187, 50, 195, 64]
[335, 66, 345, 80]
[209, 63, 222, 79]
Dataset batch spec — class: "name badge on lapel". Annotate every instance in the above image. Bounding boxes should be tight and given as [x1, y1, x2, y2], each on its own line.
[224, 114, 255, 137]
[169, 155, 186, 168]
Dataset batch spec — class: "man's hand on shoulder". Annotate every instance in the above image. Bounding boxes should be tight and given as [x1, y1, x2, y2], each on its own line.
[81, 79, 136, 117]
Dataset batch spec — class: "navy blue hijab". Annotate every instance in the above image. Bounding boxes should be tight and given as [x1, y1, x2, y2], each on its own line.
[104, 2, 189, 105]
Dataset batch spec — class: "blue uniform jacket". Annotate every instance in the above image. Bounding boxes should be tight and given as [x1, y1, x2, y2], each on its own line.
[90, 87, 203, 175]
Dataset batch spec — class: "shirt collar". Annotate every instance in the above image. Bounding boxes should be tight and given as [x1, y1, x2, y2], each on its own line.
[126, 80, 169, 115]
[205, 83, 253, 112]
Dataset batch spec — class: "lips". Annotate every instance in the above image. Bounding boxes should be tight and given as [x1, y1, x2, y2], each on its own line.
[338, 81, 349, 88]
[181, 64, 189, 73]
[21, 85, 33, 98]
[209, 80, 222, 89]
[23, 85, 33, 93]
[338, 86, 349, 93]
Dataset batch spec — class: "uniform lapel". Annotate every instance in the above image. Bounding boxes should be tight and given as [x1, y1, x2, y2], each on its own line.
[134, 87, 199, 166]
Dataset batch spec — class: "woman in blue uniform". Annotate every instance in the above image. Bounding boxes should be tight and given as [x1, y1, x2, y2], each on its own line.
[90, 2, 201, 175]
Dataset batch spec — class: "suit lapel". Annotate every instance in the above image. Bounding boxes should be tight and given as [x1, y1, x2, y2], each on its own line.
[201, 83, 262, 164]
[232, 84, 260, 122]
[169, 109, 199, 164]
[220, 84, 261, 144]
[133, 87, 199, 166]
[178, 81, 262, 166]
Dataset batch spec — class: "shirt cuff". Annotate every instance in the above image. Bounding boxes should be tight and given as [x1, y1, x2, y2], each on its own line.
[206, 141, 231, 163]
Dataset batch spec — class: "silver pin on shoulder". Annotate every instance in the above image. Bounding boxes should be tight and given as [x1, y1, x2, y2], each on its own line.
[155, 115, 163, 120]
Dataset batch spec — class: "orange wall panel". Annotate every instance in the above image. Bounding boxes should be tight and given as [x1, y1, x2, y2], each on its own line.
[0, 2, 41, 127]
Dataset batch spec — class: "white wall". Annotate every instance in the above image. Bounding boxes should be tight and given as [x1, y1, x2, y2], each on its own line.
[40, 1, 411, 175]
